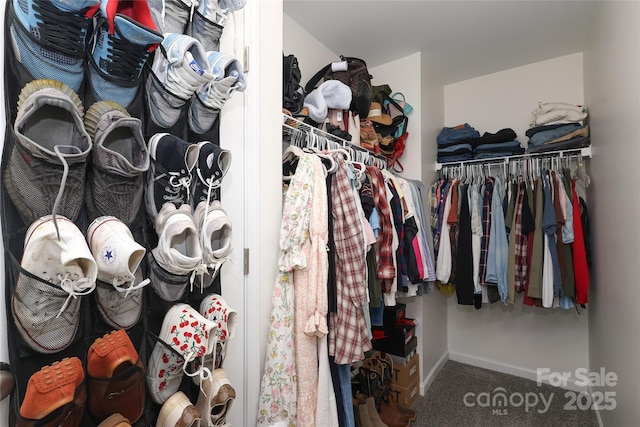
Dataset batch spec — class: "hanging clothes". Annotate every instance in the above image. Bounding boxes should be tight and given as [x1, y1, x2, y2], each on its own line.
[258, 151, 316, 427]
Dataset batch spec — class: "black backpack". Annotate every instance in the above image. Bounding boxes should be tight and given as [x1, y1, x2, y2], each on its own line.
[304, 56, 373, 118]
[283, 54, 305, 114]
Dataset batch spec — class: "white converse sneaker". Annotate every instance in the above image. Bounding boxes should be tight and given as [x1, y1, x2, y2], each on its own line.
[193, 201, 233, 289]
[147, 304, 217, 405]
[87, 216, 150, 330]
[12, 215, 97, 353]
[198, 293, 237, 376]
[195, 368, 236, 427]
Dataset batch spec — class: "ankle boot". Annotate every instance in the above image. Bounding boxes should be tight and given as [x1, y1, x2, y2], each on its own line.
[371, 352, 417, 421]
[360, 364, 410, 427]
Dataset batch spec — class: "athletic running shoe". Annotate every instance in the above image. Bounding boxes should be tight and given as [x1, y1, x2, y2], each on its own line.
[148, 0, 197, 34]
[4, 79, 92, 224]
[85, 101, 150, 225]
[194, 201, 233, 289]
[149, 203, 203, 301]
[188, 0, 225, 52]
[146, 33, 214, 129]
[188, 52, 246, 134]
[157, 391, 202, 427]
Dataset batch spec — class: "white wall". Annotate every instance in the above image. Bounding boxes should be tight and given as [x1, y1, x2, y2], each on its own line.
[445, 53, 585, 144]
[245, 0, 284, 423]
[370, 52, 422, 178]
[584, 1, 640, 425]
[283, 13, 338, 88]
[419, 56, 449, 391]
[371, 53, 450, 393]
[444, 54, 590, 384]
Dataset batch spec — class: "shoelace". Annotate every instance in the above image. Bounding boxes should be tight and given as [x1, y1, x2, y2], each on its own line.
[189, 264, 210, 293]
[112, 275, 151, 298]
[52, 145, 82, 240]
[182, 351, 212, 396]
[31, 0, 92, 57]
[104, 29, 155, 81]
[160, 172, 192, 205]
[203, 80, 237, 110]
[57, 273, 96, 318]
[160, 0, 196, 31]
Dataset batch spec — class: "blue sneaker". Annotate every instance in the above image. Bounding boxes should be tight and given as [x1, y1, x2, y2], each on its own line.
[146, 34, 214, 129]
[8, 0, 100, 92]
[188, 52, 246, 134]
[88, 0, 163, 107]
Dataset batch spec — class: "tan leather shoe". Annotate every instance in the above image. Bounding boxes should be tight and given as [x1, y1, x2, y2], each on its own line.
[97, 413, 132, 427]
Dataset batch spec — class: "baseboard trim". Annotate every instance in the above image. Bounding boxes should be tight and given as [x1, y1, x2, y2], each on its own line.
[448, 351, 588, 393]
[420, 350, 449, 395]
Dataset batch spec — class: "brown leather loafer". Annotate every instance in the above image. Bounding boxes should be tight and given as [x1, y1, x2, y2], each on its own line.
[0, 362, 15, 401]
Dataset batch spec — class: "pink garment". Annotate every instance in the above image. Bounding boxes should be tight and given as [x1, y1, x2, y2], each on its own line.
[294, 156, 329, 426]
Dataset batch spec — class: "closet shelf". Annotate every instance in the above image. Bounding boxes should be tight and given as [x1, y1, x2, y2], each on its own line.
[435, 146, 592, 171]
[282, 112, 388, 169]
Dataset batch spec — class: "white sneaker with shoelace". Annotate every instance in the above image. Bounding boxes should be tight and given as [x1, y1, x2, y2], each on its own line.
[147, 303, 217, 404]
[12, 215, 97, 353]
[193, 201, 233, 290]
[87, 216, 150, 330]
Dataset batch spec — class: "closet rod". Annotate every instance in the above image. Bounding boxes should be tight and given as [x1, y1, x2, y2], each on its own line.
[435, 146, 592, 171]
[282, 112, 388, 169]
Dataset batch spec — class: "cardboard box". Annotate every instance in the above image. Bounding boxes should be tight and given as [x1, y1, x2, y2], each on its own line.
[389, 374, 420, 408]
[392, 352, 419, 387]
[390, 350, 417, 366]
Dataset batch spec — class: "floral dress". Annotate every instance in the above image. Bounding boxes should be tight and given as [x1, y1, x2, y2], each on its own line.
[257, 151, 315, 427]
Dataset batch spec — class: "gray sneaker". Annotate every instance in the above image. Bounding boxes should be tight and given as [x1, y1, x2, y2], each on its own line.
[145, 33, 214, 129]
[12, 215, 97, 353]
[188, 0, 225, 52]
[148, 0, 197, 34]
[188, 51, 246, 135]
[88, 216, 150, 330]
[85, 101, 150, 226]
[4, 79, 92, 224]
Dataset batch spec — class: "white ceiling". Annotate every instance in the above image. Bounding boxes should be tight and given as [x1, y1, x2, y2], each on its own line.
[283, 0, 598, 84]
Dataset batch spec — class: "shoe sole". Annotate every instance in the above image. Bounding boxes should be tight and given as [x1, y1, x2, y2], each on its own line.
[157, 391, 201, 427]
[84, 100, 129, 138]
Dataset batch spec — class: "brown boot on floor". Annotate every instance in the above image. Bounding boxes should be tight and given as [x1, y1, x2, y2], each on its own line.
[371, 352, 417, 421]
[359, 364, 411, 427]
